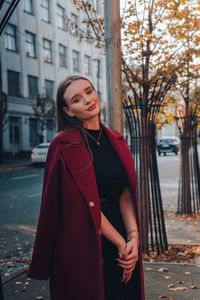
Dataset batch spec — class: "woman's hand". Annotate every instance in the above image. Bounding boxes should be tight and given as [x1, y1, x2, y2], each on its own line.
[116, 238, 139, 283]
[116, 238, 139, 269]
[115, 236, 127, 259]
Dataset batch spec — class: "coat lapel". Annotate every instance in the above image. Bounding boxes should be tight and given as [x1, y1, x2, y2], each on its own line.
[58, 131, 101, 237]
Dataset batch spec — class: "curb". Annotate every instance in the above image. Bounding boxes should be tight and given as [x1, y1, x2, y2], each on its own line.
[0, 164, 32, 173]
[2, 266, 28, 285]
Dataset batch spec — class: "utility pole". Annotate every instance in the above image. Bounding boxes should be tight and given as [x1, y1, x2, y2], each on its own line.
[104, 0, 123, 133]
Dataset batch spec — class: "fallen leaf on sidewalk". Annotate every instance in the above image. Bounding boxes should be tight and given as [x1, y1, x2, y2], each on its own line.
[191, 286, 197, 289]
[146, 267, 153, 271]
[178, 280, 184, 284]
[162, 275, 171, 279]
[185, 272, 191, 275]
[168, 283, 174, 288]
[169, 286, 188, 291]
[159, 294, 167, 298]
[158, 268, 169, 272]
[35, 296, 44, 300]
[169, 296, 174, 300]
[143, 245, 200, 264]
[191, 221, 197, 226]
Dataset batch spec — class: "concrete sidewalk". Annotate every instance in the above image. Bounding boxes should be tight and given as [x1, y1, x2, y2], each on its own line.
[2, 262, 200, 300]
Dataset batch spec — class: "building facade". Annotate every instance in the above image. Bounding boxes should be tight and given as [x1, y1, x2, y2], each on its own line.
[0, 0, 107, 155]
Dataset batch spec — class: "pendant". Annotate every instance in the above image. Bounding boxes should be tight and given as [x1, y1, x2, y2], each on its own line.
[97, 142, 100, 145]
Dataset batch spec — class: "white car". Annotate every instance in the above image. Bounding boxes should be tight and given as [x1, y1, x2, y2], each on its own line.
[31, 143, 50, 165]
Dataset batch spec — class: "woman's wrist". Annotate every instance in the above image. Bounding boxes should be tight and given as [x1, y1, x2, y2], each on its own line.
[116, 234, 126, 248]
[126, 228, 139, 242]
[127, 236, 139, 246]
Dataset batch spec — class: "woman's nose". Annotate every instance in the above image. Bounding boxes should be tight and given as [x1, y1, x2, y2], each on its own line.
[83, 95, 90, 104]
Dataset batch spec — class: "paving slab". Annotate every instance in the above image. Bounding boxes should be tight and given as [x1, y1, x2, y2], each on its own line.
[144, 262, 200, 300]
[165, 212, 200, 245]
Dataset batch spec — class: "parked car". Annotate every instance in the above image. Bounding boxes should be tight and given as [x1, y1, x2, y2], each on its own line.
[157, 136, 180, 156]
[31, 143, 50, 165]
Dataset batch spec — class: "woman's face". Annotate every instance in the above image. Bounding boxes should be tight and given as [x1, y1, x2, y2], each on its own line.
[63, 79, 101, 123]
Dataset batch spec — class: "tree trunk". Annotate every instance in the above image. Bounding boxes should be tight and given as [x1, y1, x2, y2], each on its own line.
[180, 134, 191, 214]
[138, 113, 151, 253]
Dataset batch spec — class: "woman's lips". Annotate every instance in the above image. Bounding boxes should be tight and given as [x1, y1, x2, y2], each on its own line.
[87, 104, 96, 111]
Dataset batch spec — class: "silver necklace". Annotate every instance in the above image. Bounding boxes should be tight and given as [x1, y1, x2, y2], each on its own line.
[86, 128, 102, 145]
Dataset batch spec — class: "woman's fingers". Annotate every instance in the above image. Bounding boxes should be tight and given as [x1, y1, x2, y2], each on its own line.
[126, 264, 135, 273]
[123, 244, 133, 257]
[121, 269, 133, 283]
[118, 252, 138, 261]
[124, 271, 132, 283]
[121, 269, 127, 282]
[116, 257, 138, 266]
[117, 260, 137, 269]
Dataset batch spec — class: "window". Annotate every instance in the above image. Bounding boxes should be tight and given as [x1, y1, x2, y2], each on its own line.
[57, 5, 65, 30]
[25, 31, 36, 58]
[7, 70, 20, 96]
[96, 59, 101, 78]
[84, 55, 91, 75]
[47, 119, 55, 142]
[29, 118, 42, 147]
[84, 22, 91, 42]
[41, 0, 50, 22]
[71, 13, 78, 36]
[9, 117, 20, 147]
[45, 79, 54, 99]
[92, 0, 98, 12]
[82, 0, 98, 11]
[59, 44, 67, 67]
[5, 24, 17, 51]
[72, 50, 79, 72]
[43, 38, 52, 63]
[5, 0, 12, 3]
[24, 0, 33, 14]
[28, 75, 38, 98]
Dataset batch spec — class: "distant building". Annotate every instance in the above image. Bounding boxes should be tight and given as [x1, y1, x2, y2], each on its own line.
[0, 0, 107, 155]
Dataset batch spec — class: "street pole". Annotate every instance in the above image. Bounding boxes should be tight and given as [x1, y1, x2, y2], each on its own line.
[104, 0, 123, 133]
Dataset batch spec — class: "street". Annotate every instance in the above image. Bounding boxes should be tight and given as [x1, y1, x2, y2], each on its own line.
[157, 153, 179, 211]
[0, 167, 44, 277]
[0, 150, 199, 278]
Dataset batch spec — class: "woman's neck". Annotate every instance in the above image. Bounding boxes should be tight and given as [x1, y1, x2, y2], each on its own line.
[84, 117, 100, 130]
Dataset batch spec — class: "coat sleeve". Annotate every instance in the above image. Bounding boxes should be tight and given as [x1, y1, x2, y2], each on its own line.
[27, 142, 61, 280]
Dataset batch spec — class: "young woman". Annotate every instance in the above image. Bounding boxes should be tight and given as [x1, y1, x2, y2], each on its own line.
[28, 75, 145, 300]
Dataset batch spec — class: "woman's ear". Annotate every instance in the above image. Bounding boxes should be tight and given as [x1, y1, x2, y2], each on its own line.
[63, 106, 75, 117]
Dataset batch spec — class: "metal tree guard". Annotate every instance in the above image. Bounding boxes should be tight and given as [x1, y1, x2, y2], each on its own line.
[123, 97, 168, 255]
[176, 114, 200, 214]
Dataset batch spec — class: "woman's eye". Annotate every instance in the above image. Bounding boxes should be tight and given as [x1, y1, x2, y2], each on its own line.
[73, 98, 79, 103]
[87, 90, 92, 94]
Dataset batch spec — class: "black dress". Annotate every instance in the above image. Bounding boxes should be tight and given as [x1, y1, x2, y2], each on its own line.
[86, 127, 139, 300]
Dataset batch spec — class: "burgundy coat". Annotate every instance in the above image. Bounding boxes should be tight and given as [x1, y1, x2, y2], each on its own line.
[27, 123, 145, 300]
